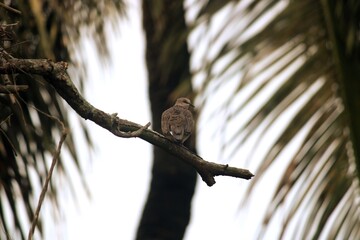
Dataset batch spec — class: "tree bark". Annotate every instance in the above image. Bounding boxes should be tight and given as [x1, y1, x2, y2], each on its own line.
[136, 1, 197, 239]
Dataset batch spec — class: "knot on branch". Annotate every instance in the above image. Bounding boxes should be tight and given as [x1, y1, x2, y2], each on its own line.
[0, 57, 255, 186]
[111, 113, 151, 138]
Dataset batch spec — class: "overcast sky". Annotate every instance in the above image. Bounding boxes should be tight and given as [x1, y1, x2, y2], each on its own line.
[37, 1, 302, 239]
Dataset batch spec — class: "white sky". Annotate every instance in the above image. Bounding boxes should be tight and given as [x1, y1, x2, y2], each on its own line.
[0, 1, 348, 240]
[34, 1, 305, 239]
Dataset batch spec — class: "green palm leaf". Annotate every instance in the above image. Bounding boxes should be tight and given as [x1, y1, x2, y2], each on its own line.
[192, 0, 360, 238]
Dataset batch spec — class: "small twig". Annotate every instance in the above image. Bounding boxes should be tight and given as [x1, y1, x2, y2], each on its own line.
[7, 91, 70, 240]
[114, 120, 151, 138]
[0, 3, 22, 15]
[0, 113, 17, 156]
[21, 102, 69, 240]
[0, 48, 16, 60]
[27, 124, 67, 240]
[0, 84, 28, 93]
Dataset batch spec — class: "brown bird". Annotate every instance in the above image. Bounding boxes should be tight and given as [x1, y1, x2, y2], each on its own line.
[161, 97, 194, 144]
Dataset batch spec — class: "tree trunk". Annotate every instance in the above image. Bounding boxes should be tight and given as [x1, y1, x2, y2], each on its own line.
[321, 0, 360, 181]
[136, 1, 197, 240]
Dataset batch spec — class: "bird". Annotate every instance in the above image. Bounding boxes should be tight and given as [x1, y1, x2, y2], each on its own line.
[161, 97, 194, 144]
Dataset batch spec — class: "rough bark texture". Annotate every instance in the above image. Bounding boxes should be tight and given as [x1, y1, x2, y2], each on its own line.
[136, 1, 197, 239]
[0, 58, 255, 185]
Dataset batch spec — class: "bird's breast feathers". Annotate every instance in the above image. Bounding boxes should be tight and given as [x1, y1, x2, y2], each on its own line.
[161, 104, 194, 143]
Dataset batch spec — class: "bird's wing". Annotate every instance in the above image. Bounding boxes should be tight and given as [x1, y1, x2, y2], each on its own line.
[161, 109, 171, 135]
[184, 110, 194, 133]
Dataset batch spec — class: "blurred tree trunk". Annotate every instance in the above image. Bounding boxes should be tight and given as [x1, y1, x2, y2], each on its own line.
[322, 0, 360, 179]
[136, 1, 197, 239]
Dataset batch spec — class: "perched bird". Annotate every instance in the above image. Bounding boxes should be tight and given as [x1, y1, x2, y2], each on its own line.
[161, 97, 194, 144]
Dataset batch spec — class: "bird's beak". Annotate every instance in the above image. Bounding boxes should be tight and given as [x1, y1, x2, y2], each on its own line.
[189, 103, 195, 108]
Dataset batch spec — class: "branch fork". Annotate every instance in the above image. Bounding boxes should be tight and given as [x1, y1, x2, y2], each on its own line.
[0, 58, 255, 186]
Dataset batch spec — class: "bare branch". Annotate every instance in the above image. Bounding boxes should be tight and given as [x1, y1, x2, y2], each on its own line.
[0, 84, 28, 93]
[111, 113, 152, 138]
[28, 119, 67, 240]
[0, 3, 22, 15]
[114, 120, 152, 138]
[0, 58, 255, 186]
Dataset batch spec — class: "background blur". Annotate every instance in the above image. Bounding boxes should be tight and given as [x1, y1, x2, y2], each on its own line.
[1, 0, 359, 239]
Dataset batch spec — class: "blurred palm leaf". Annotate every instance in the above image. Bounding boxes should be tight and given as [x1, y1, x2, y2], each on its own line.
[0, 1, 124, 239]
[190, 0, 360, 238]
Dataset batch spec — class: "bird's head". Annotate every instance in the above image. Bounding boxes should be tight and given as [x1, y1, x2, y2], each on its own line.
[175, 97, 194, 109]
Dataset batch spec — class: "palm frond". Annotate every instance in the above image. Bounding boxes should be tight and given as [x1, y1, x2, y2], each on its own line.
[0, 1, 124, 238]
[191, 0, 360, 238]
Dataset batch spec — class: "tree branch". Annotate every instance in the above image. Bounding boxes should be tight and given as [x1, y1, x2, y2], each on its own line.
[0, 58, 254, 186]
[0, 84, 29, 93]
